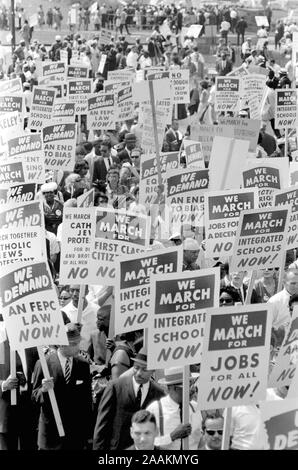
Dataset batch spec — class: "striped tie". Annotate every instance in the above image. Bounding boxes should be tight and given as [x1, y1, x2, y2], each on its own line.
[65, 358, 71, 384]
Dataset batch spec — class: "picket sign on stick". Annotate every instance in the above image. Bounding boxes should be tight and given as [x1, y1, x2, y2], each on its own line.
[10, 350, 16, 405]
[37, 346, 65, 436]
[148, 80, 162, 187]
[245, 271, 257, 305]
[221, 408, 232, 450]
[182, 365, 190, 450]
[77, 285, 86, 323]
[105, 299, 115, 368]
[277, 250, 286, 292]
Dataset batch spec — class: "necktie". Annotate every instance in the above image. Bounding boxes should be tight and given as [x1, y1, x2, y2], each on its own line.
[65, 358, 71, 384]
[136, 384, 143, 408]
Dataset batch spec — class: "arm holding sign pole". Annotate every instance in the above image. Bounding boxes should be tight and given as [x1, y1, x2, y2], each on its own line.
[10, 350, 16, 405]
[36, 346, 65, 437]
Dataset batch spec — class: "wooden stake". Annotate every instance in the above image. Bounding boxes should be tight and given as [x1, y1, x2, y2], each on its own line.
[37, 347, 65, 437]
[182, 365, 190, 450]
[148, 79, 162, 188]
[10, 350, 16, 406]
[77, 285, 86, 324]
[221, 407, 232, 450]
[245, 271, 257, 305]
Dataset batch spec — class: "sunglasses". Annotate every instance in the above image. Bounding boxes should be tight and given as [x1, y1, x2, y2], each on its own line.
[219, 298, 234, 304]
[206, 430, 223, 436]
[131, 155, 140, 159]
[60, 296, 71, 300]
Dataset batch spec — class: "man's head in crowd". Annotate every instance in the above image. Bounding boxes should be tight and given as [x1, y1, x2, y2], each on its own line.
[230, 271, 245, 287]
[130, 410, 158, 450]
[284, 269, 298, 295]
[69, 284, 89, 308]
[183, 237, 200, 266]
[100, 141, 111, 159]
[202, 412, 224, 450]
[125, 133, 137, 151]
[132, 347, 154, 385]
[130, 148, 141, 168]
[219, 286, 241, 306]
[59, 323, 81, 358]
[59, 287, 71, 308]
[96, 305, 111, 335]
[107, 165, 120, 190]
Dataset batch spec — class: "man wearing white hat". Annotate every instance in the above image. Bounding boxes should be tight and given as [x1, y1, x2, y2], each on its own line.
[146, 367, 202, 450]
[183, 237, 200, 271]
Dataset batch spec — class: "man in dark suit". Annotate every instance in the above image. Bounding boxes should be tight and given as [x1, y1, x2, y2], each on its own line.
[259, 121, 276, 156]
[92, 141, 120, 184]
[32, 323, 92, 450]
[93, 347, 165, 450]
[215, 52, 233, 76]
[126, 410, 161, 450]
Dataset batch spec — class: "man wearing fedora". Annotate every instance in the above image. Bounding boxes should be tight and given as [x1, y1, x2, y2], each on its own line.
[32, 323, 92, 450]
[117, 133, 137, 164]
[146, 367, 202, 450]
[93, 347, 165, 450]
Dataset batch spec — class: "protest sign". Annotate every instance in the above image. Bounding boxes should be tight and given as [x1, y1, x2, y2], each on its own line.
[209, 137, 249, 190]
[38, 61, 66, 83]
[230, 207, 290, 272]
[140, 98, 172, 153]
[190, 123, 233, 163]
[0, 261, 68, 350]
[28, 87, 56, 131]
[139, 151, 179, 209]
[0, 183, 36, 205]
[205, 188, 258, 259]
[116, 84, 134, 122]
[133, 78, 173, 103]
[166, 168, 209, 228]
[288, 363, 298, 399]
[59, 207, 93, 285]
[0, 160, 27, 186]
[115, 247, 183, 334]
[42, 123, 77, 171]
[87, 93, 116, 131]
[52, 100, 76, 123]
[67, 79, 92, 115]
[76, 189, 94, 208]
[98, 54, 107, 74]
[107, 69, 135, 83]
[240, 74, 267, 119]
[100, 28, 113, 44]
[0, 78, 22, 94]
[7, 133, 45, 184]
[269, 306, 298, 388]
[275, 187, 298, 249]
[260, 398, 298, 450]
[197, 304, 272, 410]
[218, 117, 260, 152]
[0, 94, 25, 124]
[66, 65, 89, 79]
[60, 49, 68, 65]
[255, 16, 269, 27]
[183, 140, 204, 169]
[243, 158, 289, 207]
[170, 69, 190, 104]
[0, 111, 23, 152]
[186, 24, 202, 38]
[88, 208, 151, 286]
[147, 268, 220, 369]
[227, 65, 249, 77]
[275, 89, 297, 129]
[61, 208, 151, 285]
[0, 200, 47, 267]
[215, 77, 241, 113]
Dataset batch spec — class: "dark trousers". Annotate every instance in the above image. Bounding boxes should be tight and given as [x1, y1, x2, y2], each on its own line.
[237, 32, 245, 45]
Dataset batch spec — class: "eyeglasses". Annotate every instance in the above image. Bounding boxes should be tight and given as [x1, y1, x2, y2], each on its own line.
[131, 155, 140, 159]
[205, 430, 223, 436]
[219, 298, 234, 304]
[60, 296, 71, 300]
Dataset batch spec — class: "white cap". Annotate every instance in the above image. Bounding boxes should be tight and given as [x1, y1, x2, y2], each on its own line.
[55, 35, 61, 41]
[41, 182, 57, 193]
[183, 237, 200, 251]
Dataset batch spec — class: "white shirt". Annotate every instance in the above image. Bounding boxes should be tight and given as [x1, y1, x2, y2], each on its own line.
[62, 301, 98, 351]
[132, 376, 150, 405]
[267, 288, 291, 330]
[146, 395, 202, 450]
[126, 51, 138, 69]
[57, 349, 73, 376]
[257, 28, 268, 38]
[46, 230, 60, 258]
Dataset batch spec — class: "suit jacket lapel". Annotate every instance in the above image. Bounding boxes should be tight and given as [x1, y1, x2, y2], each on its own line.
[127, 377, 136, 404]
[48, 352, 64, 383]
